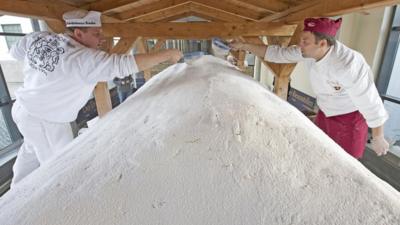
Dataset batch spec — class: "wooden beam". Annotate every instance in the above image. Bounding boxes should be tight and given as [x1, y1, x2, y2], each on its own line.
[242, 23, 303, 100]
[259, 0, 319, 22]
[110, 37, 136, 54]
[272, 23, 303, 100]
[242, 36, 280, 76]
[134, 37, 152, 81]
[190, 0, 260, 21]
[279, 0, 400, 22]
[82, 0, 142, 13]
[102, 22, 297, 38]
[0, 0, 75, 21]
[44, 20, 65, 33]
[230, 50, 246, 71]
[115, 0, 188, 21]
[240, 0, 290, 13]
[189, 1, 250, 22]
[94, 38, 136, 117]
[94, 37, 113, 117]
[125, 2, 191, 22]
[0, 0, 121, 23]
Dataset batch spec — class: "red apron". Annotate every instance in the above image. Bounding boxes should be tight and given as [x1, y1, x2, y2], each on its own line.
[315, 110, 368, 159]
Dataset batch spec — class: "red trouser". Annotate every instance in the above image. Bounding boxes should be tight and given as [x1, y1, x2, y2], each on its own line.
[315, 110, 368, 159]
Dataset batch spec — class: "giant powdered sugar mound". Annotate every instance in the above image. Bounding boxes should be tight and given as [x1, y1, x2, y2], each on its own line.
[1, 56, 399, 224]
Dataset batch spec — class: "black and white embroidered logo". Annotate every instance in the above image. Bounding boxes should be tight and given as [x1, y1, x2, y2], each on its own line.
[27, 35, 65, 75]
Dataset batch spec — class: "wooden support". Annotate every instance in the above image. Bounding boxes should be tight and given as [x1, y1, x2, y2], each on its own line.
[83, 0, 142, 13]
[189, 2, 250, 22]
[230, 50, 246, 71]
[102, 22, 297, 38]
[94, 37, 136, 117]
[0, 0, 121, 23]
[116, 0, 188, 21]
[190, 0, 261, 21]
[135, 37, 152, 81]
[273, 76, 291, 100]
[242, 23, 302, 100]
[110, 37, 137, 54]
[265, 0, 400, 22]
[241, 0, 289, 13]
[242, 36, 280, 76]
[259, 0, 319, 22]
[94, 38, 113, 118]
[271, 23, 303, 100]
[94, 82, 113, 118]
[44, 20, 65, 33]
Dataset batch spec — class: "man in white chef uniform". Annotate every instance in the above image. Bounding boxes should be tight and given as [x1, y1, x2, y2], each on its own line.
[9, 9, 183, 187]
[230, 17, 389, 159]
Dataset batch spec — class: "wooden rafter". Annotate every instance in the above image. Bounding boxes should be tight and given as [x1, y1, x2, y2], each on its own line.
[134, 37, 152, 81]
[259, 0, 319, 22]
[110, 37, 137, 54]
[82, 0, 142, 13]
[241, 0, 290, 13]
[281, 0, 400, 22]
[101, 22, 297, 38]
[271, 23, 303, 100]
[126, 2, 191, 22]
[153, 11, 217, 22]
[95, 37, 136, 117]
[114, 0, 188, 21]
[130, 1, 251, 23]
[190, 0, 260, 21]
[0, 0, 121, 23]
[0, 0, 75, 21]
[189, 1, 250, 22]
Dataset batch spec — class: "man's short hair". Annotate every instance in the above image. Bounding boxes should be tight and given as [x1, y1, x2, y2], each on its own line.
[312, 32, 336, 46]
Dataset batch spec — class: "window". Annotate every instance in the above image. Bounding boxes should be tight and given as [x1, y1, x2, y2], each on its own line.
[377, 5, 400, 157]
[1, 24, 22, 50]
[0, 65, 21, 153]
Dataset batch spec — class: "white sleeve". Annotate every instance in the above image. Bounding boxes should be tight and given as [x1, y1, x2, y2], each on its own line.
[74, 49, 139, 84]
[9, 35, 29, 61]
[264, 45, 305, 63]
[338, 58, 388, 128]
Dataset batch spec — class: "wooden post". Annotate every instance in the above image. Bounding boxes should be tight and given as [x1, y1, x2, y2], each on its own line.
[271, 23, 303, 100]
[230, 50, 246, 71]
[94, 37, 136, 117]
[135, 37, 152, 81]
[94, 38, 113, 118]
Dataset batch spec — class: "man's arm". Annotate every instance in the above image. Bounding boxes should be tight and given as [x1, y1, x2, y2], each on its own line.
[229, 41, 267, 59]
[229, 40, 304, 63]
[135, 49, 183, 72]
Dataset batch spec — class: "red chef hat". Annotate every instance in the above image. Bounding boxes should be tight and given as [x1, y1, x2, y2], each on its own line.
[303, 17, 342, 37]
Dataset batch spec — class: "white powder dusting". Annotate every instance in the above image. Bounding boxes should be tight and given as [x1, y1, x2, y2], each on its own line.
[1, 56, 399, 225]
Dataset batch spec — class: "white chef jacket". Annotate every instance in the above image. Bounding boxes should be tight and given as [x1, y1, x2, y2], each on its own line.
[264, 41, 388, 128]
[10, 31, 139, 123]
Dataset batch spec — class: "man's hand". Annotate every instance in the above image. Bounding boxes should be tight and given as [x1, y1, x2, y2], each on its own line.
[166, 49, 183, 64]
[371, 135, 389, 156]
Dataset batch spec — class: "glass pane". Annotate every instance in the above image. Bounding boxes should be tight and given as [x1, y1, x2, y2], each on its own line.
[0, 106, 12, 149]
[1, 24, 23, 49]
[386, 38, 400, 98]
[1, 61, 24, 100]
[383, 101, 400, 157]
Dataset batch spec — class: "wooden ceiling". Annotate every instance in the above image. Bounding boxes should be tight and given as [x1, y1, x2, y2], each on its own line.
[0, 0, 399, 39]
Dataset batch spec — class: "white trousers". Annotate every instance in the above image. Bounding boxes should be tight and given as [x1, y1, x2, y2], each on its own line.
[10, 102, 73, 188]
